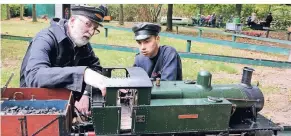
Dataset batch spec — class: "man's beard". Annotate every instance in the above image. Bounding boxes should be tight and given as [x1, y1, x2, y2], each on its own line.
[70, 29, 91, 47]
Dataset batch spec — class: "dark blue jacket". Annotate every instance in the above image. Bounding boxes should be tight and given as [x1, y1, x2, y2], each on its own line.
[133, 45, 182, 81]
[20, 18, 102, 100]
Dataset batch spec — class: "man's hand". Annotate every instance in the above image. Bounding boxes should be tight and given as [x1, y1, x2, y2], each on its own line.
[84, 68, 108, 96]
[75, 95, 90, 115]
[119, 89, 128, 93]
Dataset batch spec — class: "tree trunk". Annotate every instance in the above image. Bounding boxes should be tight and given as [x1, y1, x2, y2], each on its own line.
[20, 4, 24, 20]
[236, 4, 242, 18]
[119, 4, 124, 25]
[198, 4, 203, 15]
[6, 4, 10, 20]
[32, 4, 37, 22]
[166, 4, 173, 31]
[153, 4, 162, 23]
[151, 4, 163, 22]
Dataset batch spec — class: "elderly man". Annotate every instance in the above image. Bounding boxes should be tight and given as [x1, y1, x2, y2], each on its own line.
[20, 5, 107, 115]
[132, 22, 183, 81]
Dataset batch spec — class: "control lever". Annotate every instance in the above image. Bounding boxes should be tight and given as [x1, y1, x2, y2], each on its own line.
[1, 73, 14, 94]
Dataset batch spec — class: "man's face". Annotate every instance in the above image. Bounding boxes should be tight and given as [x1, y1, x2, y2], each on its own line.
[69, 15, 100, 47]
[136, 36, 160, 58]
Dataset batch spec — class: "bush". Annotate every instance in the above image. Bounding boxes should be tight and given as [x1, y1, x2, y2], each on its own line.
[107, 4, 120, 20]
[272, 19, 291, 30]
[9, 4, 21, 17]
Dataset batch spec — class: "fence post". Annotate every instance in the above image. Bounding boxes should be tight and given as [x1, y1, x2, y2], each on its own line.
[176, 26, 179, 34]
[198, 29, 202, 37]
[186, 40, 191, 52]
[232, 35, 237, 42]
[105, 28, 108, 38]
[266, 29, 270, 38]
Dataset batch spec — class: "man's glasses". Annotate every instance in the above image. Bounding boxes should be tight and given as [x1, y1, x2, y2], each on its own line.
[76, 16, 100, 35]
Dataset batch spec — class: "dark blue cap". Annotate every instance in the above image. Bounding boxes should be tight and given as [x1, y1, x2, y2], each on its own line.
[132, 22, 161, 40]
[71, 5, 107, 27]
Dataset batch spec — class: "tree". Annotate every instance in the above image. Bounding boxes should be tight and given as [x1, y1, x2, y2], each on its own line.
[20, 4, 24, 20]
[135, 4, 162, 22]
[32, 4, 37, 22]
[166, 4, 173, 31]
[6, 4, 10, 20]
[198, 4, 203, 15]
[151, 4, 163, 22]
[119, 4, 124, 25]
[236, 4, 242, 18]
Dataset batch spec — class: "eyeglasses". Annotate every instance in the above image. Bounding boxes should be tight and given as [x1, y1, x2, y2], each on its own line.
[76, 17, 100, 35]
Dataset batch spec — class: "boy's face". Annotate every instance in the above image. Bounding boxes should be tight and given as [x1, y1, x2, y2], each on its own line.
[136, 36, 160, 58]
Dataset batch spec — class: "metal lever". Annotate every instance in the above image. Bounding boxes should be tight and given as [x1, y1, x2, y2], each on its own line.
[1, 73, 14, 94]
[13, 92, 24, 101]
[30, 95, 36, 101]
[18, 116, 28, 136]
[207, 96, 223, 103]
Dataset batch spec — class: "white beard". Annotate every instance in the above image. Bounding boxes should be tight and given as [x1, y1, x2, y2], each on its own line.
[69, 27, 91, 47]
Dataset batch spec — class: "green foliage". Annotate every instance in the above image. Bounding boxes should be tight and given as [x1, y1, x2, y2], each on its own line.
[1, 4, 7, 20]
[253, 5, 269, 18]
[271, 5, 291, 30]
[1, 4, 27, 19]
[107, 4, 120, 20]
[169, 4, 291, 30]
[9, 4, 21, 17]
[123, 4, 139, 21]
[212, 4, 236, 22]
[95, 4, 140, 21]
[241, 4, 255, 18]
[172, 4, 197, 17]
[89, 4, 125, 21]
[104, 4, 163, 22]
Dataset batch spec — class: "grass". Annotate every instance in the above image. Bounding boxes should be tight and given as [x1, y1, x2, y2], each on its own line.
[1, 39, 29, 87]
[1, 18, 288, 61]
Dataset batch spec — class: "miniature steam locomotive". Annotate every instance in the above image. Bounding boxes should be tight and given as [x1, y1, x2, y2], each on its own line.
[0, 67, 285, 136]
[74, 66, 282, 136]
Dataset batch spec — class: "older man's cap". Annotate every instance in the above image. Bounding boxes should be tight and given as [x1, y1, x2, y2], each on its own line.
[71, 5, 107, 27]
[132, 22, 161, 40]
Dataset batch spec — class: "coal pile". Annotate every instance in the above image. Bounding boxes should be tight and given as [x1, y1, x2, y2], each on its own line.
[1, 106, 64, 115]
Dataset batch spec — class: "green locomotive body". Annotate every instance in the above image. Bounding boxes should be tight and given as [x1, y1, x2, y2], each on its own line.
[87, 67, 281, 136]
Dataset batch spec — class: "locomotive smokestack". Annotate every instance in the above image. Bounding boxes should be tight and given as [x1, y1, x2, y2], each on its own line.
[241, 67, 254, 86]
